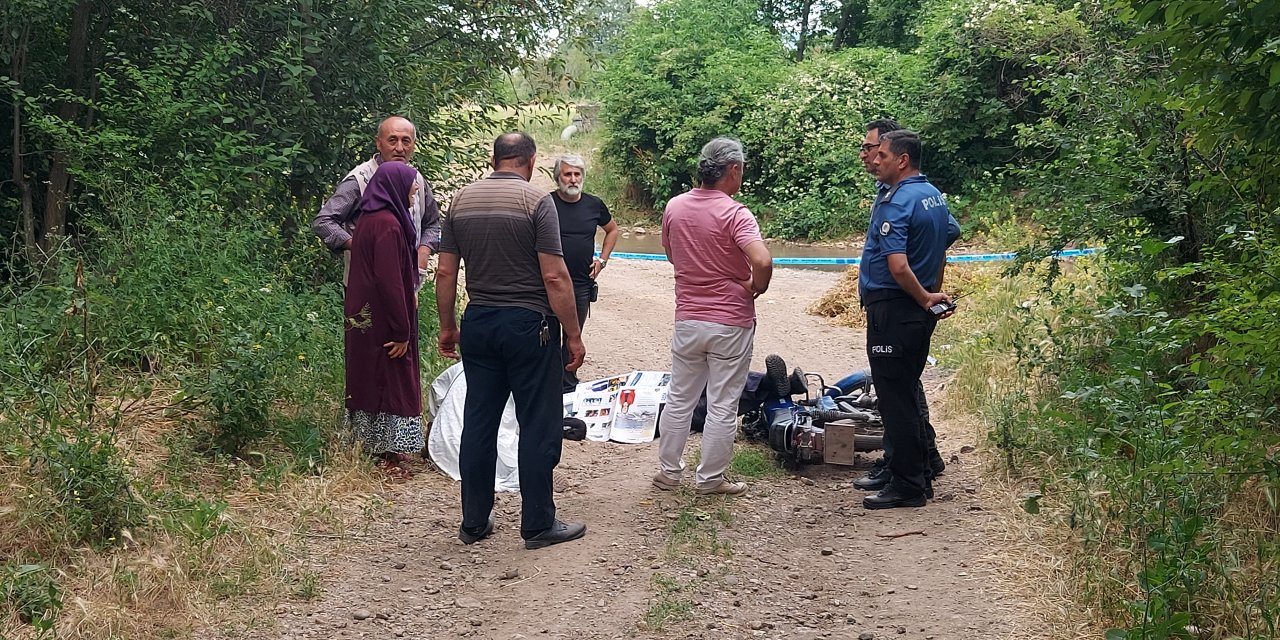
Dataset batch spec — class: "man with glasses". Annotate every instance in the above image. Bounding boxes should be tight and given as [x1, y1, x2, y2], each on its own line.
[858, 129, 957, 509]
[853, 119, 958, 495]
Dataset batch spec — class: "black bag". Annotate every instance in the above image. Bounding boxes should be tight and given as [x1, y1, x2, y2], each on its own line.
[562, 417, 587, 441]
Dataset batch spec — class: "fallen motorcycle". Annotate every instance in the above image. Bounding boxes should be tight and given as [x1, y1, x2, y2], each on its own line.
[741, 355, 885, 470]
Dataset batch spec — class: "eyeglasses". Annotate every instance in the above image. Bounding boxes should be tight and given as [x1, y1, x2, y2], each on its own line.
[860, 143, 881, 153]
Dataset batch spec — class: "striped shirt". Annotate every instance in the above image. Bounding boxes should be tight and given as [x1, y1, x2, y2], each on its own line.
[440, 172, 562, 315]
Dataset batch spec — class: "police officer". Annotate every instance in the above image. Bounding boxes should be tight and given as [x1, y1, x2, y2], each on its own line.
[853, 119, 958, 492]
[858, 129, 956, 510]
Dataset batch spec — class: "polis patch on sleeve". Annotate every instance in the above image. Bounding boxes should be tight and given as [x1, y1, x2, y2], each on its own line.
[880, 221, 891, 236]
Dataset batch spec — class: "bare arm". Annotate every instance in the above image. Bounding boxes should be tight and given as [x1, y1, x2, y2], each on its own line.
[600, 220, 620, 261]
[742, 240, 773, 298]
[592, 220, 621, 279]
[435, 252, 461, 359]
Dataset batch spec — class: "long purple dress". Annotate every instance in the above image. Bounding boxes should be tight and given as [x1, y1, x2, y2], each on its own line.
[343, 163, 423, 455]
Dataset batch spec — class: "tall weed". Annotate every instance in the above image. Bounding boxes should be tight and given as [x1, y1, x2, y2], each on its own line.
[934, 246, 1280, 638]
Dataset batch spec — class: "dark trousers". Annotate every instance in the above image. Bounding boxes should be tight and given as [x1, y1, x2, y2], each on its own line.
[866, 296, 937, 495]
[561, 288, 591, 392]
[880, 382, 940, 473]
[459, 305, 564, 538]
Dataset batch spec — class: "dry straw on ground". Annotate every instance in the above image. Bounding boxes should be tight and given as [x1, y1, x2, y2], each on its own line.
[1, 393, 392, 640]
[806, 266, 865, 327]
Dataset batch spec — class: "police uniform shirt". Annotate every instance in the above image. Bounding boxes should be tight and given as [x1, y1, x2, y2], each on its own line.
[858, 175, 954, 299]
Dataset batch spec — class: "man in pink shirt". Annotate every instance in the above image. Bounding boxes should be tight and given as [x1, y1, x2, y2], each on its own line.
[652, 138, 773, 496]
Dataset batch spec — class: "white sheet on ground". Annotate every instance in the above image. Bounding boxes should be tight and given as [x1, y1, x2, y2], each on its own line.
[426, 362, 522, 493]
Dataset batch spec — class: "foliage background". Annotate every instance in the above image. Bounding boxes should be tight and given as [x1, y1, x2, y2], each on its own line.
[0, 0, 566, 636]
[597, 0, 1280, 636]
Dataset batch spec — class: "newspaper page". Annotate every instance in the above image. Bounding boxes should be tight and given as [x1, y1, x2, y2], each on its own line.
[574, 373, 630, 441]
[609, 371, 672, 444]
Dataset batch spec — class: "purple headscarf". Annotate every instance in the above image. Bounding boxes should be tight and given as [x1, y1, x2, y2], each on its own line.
[357, 161, 419, 284]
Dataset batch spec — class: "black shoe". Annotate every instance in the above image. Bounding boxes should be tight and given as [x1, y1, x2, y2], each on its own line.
[853, 466, 893, 491]
[458, 516, 494, 545]
[788, 367, 808, 395]
[765, 354, 791, 398]
[929, 450, 946, 477]
[524, 519, 587, 549]
[863, 484, 927, 510]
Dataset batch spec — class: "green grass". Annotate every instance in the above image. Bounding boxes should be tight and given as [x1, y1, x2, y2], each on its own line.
[642, 574, 694, 632]
[729, 443, 785, 481]
[664, 499, 734, 559]
[293, 571, 321, 601]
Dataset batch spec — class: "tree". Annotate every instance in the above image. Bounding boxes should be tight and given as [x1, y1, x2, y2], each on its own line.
[599, 0, 787, 205]
[0, 0, 570, 277]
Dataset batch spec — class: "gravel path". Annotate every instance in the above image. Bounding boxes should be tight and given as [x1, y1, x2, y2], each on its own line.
[217, 259, 1025, 640]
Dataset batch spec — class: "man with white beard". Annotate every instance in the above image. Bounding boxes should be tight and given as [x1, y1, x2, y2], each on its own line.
[550, 154, 620, 392]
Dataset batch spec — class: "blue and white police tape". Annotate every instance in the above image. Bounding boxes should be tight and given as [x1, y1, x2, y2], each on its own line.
[599, 247, 1101, 266]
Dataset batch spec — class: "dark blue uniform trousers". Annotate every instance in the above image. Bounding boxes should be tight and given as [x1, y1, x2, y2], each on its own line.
[866, 296, 938, 495]
[880, 382, 940, 473]
[459, 305, 563, 539]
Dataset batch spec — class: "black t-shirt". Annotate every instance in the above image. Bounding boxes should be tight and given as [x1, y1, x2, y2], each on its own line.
[551, 192, 612, 291]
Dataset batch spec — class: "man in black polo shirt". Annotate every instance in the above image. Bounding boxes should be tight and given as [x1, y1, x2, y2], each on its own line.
[551, 154, 620, 392]
[436, 132, 588, 549]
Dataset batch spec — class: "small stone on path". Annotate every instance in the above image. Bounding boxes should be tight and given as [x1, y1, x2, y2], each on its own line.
[821, 547, 834, 556]
[352, 609, 371, 621]
[455, 596, 483, 609]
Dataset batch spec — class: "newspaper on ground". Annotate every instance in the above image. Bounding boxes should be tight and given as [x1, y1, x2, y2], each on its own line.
[570, 370, 671, 443]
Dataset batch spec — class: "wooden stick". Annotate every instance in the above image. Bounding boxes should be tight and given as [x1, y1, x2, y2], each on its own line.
[501, 565, 544, 588]
[875, 530, 926, 539]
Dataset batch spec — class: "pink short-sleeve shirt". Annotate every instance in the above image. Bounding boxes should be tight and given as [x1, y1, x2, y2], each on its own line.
[661, 188, 764, 328]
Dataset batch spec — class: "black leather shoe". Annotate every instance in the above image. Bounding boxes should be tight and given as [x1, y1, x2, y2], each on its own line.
[929, 450, 946, 477]
[524, 519, 587, 549]
[458, 516, 494, 545]
[853, 466, 893, 491]
[863, 485, 927, 510]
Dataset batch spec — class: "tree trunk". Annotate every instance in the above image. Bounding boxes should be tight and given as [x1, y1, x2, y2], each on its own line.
[7, 23, 36, 264]
[795, 0, 814, 62]
[833, 1, 855, 49]
[40, 0, 94, 253]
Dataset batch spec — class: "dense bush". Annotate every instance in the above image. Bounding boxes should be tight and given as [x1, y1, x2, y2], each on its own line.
[914, 0, 1088, 190]
[1, 0, 545, 634]
[738, 47, 929, 239]
[598, 0, 787, 206]
[928, 0, 1280, 636]
[599, 0, 1089, 238]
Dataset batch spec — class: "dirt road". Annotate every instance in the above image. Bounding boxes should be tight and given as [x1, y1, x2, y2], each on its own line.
[233, 260, 1024, 640]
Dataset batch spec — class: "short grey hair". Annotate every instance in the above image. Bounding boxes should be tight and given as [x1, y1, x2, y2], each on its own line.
[554, 154, 586, 177]
[696, 137, 745, 186]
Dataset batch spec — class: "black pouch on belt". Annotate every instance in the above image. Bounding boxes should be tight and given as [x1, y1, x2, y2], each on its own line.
[589, 281, 599, 302]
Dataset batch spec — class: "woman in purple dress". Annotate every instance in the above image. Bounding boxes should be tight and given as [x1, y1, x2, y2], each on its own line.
[343, 161, 423, 476]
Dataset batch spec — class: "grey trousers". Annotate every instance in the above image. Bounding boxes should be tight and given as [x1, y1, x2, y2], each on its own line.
[656, 320, 754, 489]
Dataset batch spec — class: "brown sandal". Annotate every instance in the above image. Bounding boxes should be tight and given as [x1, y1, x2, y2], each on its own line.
[377, 453, 415, 479]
